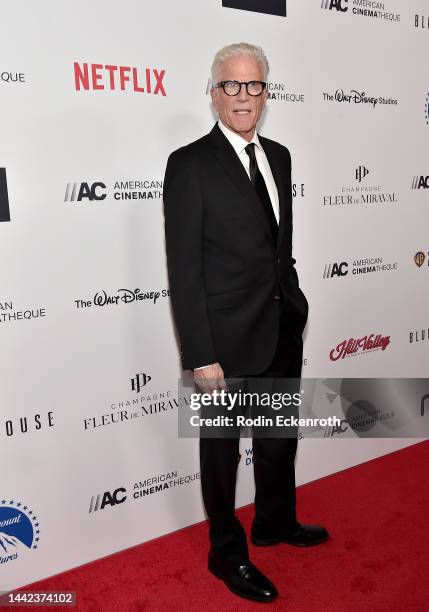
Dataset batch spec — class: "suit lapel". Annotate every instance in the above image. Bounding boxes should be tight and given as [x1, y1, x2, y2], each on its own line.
[209, 124, 274, 243]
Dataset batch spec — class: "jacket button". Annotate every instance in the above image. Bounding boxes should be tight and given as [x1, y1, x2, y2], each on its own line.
[277, 257, 280, 264]
[274, 295, 281, 300]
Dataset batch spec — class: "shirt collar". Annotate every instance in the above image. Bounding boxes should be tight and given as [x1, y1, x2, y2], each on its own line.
[217, 119, 261, 156]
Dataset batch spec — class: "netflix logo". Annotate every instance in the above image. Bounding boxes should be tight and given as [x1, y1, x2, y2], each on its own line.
[73, 62, 166, 96]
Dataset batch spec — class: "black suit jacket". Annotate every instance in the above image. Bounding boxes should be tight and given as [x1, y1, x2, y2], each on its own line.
[163, 123, 308, 376]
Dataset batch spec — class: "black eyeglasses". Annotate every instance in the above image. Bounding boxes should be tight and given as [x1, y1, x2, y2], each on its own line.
[214, 80, 267, 97]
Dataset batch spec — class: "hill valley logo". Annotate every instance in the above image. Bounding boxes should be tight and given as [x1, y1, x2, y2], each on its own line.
[329, 333, 390, 361]
[0, 500, 40, 566]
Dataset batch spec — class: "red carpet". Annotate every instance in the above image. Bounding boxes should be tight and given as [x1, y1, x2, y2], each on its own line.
[14, 441, 429, 611]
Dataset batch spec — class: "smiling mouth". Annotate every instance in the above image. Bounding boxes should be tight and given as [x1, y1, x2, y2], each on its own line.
[233, 109, 252, 115]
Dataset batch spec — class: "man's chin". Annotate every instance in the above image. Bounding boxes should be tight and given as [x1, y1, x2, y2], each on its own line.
[228, 121, 257, 139]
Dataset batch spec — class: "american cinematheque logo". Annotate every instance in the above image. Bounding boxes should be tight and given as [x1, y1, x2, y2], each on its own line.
[321, 0, 400, 23]
[0, 71, 26, 85]
[64, 179, 163, 203]
[222, 0, 286, 17]
[88, 469, 200, 513]
[323, 256, 398, 279]
[0, 299, 47, 324]
[267, 80, 304, 103]
[329, 333, 390, 360]
[0, 500, 41, 566]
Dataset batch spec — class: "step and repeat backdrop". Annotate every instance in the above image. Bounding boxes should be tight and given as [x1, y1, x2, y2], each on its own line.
[1, 0, 428, 592]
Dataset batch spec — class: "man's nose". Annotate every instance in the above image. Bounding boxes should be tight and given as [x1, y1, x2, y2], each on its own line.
[237, 83, 249, 101]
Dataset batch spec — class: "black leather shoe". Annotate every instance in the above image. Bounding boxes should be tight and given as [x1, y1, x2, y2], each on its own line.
[208, 552, 278, 602]
[251, 522, 329, 547]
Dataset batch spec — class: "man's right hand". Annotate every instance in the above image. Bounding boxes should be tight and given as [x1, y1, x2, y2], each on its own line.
[193, 362, 227, 393]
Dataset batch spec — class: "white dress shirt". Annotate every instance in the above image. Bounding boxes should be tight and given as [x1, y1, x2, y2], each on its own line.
[195, 120, 280, 371]
[217, 119, 280, 223]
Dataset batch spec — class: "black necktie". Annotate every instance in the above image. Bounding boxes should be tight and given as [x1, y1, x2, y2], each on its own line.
[245, 143, 278, 243]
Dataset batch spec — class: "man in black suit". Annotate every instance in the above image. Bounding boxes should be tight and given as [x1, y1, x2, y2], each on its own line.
[164, 42, 328, 603]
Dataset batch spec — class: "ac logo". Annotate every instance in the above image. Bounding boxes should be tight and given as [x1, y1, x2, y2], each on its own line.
[412, 175, 429, 189]
[64, 182, 107, 202]
[89, 487, 127, 512]
[323, 262, 348, 278]
[321, 0, 348, 12]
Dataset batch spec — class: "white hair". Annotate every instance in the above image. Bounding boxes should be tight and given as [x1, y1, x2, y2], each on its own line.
[211, 42, 269, 85]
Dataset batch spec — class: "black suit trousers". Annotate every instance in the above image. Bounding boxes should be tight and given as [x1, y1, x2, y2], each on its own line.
[199, 297, 303, 564]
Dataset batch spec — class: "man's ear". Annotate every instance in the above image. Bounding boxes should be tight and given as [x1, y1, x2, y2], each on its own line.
[210, 88, 218, 109]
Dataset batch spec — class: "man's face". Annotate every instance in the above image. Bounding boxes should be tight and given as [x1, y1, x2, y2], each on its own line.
[211, 54, 267, 142]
